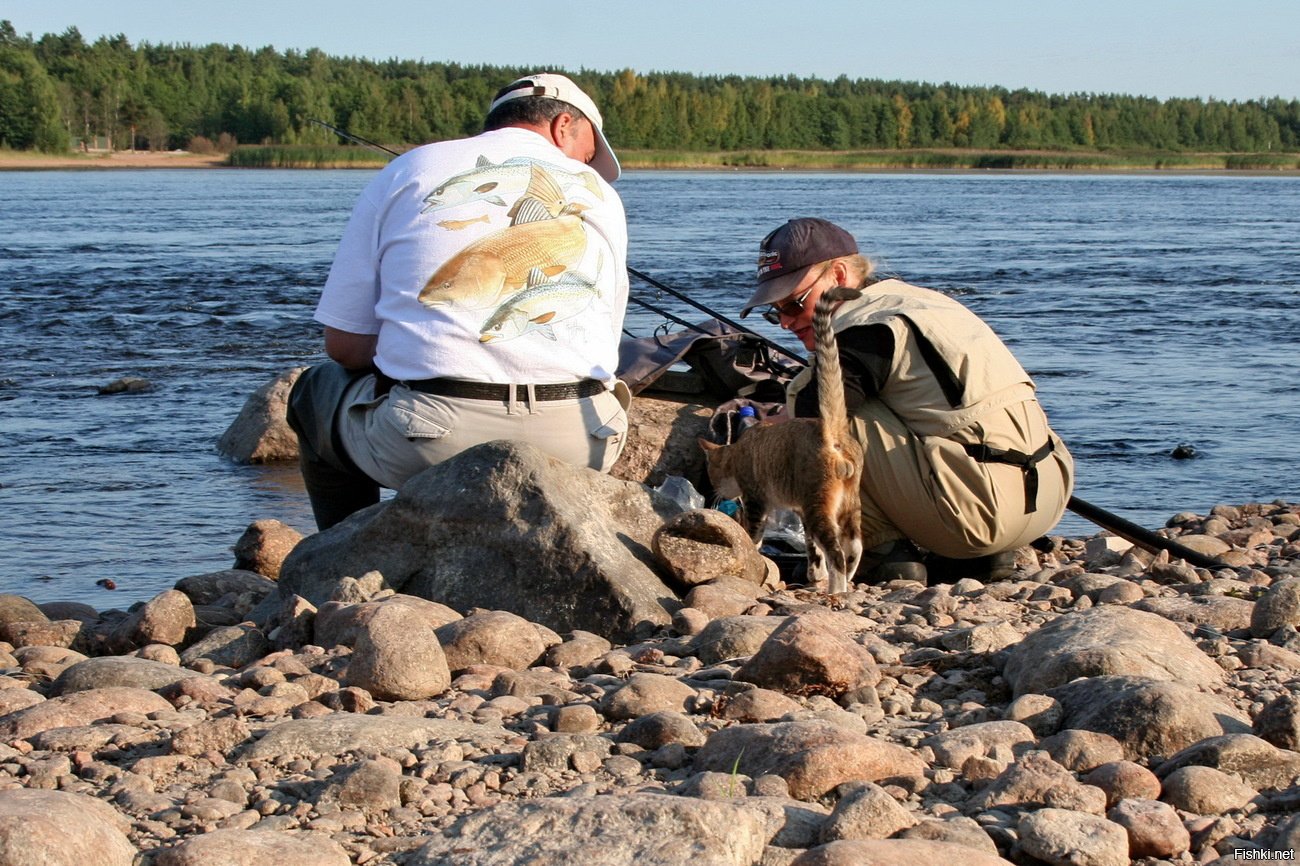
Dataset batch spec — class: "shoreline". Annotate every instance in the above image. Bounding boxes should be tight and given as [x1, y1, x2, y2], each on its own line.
[3, 149, 1299, 176]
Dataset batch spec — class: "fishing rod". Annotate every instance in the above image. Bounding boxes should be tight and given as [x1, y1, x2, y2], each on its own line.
[307, 121, 1222, 566]
[311, 119, 401, 157]
[627, 267, 805, 364]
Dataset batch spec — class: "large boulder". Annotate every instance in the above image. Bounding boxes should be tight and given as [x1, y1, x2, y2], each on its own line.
[51, 656, 203, 696]
[0, 789, 135, 866]
[1050, 675, 1251, 762]
[409, 793, 766, 866]
[695, 719, 926, 801]
[216, 367, 305, 464]
[154, 828, 349, 866]
[279, 441, 685, 640]
[610, 393, 714, 488]
[1003, 606, 1223, 697]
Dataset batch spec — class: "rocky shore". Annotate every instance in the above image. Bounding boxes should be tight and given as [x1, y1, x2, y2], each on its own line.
[1, 490, 1297, 865]
[0, 372, 1295, 865]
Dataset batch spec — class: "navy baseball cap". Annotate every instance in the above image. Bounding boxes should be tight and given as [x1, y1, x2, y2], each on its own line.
[741, 218, 859, 317]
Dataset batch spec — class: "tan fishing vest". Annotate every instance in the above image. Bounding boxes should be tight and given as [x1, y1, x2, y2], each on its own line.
[788, 279, 1038, 438]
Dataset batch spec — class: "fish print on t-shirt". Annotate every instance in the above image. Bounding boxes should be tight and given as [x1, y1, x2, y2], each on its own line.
[418, 160, 606, 346]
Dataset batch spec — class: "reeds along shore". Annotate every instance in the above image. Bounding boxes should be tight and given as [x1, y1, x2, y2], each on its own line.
[8, 146, 1296, 172]
[224, 145, 1300, 171]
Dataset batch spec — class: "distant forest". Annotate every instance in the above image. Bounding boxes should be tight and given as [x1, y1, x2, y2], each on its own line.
[3, 21, 1299, 154]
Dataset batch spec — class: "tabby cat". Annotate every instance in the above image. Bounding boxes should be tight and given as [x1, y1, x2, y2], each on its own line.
[699, 286, 865, 593]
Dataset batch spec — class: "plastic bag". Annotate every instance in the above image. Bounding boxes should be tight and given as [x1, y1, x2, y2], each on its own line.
[653, 475, 706, 512]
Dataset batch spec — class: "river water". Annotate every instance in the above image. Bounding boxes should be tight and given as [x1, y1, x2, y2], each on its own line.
[1, 169, 1297, 607]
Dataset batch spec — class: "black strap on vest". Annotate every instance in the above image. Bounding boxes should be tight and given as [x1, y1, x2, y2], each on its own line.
[963, 437, 1057, 514]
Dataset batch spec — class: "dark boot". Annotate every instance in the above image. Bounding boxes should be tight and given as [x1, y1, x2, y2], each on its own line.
[855, 540, 927, 585]
[923, 550, 1018, 584]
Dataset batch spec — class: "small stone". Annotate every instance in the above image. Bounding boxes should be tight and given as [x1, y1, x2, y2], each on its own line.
[819, 781, 917, 842]
[1160, 765, 1258, 813]
[1107, 798, 1191, 858]
[1017, 808, 1128, 866]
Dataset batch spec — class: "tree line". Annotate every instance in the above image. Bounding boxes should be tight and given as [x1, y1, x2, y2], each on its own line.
[3, 21, 1298, 155]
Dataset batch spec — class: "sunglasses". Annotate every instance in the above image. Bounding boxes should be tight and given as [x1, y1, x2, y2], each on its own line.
[761, 285, 816, 326]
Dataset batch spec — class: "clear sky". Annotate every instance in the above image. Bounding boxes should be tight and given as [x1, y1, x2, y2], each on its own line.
[5, 0, 1298, 102]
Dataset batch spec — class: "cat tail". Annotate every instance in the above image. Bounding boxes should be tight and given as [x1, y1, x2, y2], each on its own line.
[812, 285, 863, 477]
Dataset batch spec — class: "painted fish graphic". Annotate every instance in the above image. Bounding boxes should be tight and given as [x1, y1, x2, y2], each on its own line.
[479, 253, 604, 344]
[418, 164, 590, 309]
[421, 155, 604, 213]
[436, 214, 490, 231]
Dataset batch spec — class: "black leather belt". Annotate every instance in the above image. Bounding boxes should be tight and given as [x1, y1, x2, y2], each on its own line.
[401, 377, 604, 402]
[964, 437, 1057, 514]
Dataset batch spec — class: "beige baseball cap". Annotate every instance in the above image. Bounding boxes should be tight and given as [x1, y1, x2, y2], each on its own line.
[490, 73, 621, 183]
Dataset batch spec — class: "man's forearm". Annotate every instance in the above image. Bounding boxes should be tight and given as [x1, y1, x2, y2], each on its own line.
[324, 327, 379, 370]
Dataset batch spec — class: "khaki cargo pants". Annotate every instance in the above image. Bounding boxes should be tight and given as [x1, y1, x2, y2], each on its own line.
[853, 398, 1075, 557]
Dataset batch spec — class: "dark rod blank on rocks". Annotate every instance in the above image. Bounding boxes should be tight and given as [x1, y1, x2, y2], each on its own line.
[307, 120, 1227, 567]
[1066, 495, 1225, 569]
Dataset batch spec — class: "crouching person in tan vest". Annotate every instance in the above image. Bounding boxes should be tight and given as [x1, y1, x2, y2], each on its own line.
[741, 218, 1074, 583]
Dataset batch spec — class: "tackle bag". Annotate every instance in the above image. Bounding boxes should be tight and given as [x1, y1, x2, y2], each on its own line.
[617, 318, 803, 403]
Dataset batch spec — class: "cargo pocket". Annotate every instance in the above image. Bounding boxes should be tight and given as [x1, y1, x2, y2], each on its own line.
[587, 380, 631, 472]
[386, 394, 455, 441]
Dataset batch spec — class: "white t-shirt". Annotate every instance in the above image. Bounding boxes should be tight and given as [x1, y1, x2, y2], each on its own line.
[315, 127, 628, 384]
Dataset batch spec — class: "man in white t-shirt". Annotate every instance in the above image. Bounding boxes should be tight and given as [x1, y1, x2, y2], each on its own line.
[287, 73, 631, 529]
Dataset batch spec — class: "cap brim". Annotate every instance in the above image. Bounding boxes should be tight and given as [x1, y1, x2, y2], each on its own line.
[590, 125, 620, 183]
[739, 264, 813, 318]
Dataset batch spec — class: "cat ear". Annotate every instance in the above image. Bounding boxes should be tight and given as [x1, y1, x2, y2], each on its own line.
[698, 438, 720, 453]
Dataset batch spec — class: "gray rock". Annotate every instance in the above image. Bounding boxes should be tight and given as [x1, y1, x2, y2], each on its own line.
[924, 720, 1035, 770]
[690, 615, 788, 664]
[618, 711, 707, 749]
[1082, 760, 1162, 807]
[346, 601, 451, 700]
[1050, 675, 1250, 761]
[313, 595, 459, 649]
[239, 714, 508, 761]
[967, 750, 1107, 814]
[609, 395, 714, 489]
[0, 619, 84, 650]
[1254, 693, 1300, 750]
[154, 827, 350, 866]
[231, 518, 303, 580]
[790, 839, 1013, 865]
[0, 789, 135, 866]
[171, 716, 251, 757]
[1107, 797, 1190, 858]
[435, 609, 546, 672]
[1003, 606, 1224, 697]
[939, 621, 1022, 654]
[180, 624, 269, 669]
[603, 673, 697, 720]
[409, 793, 767, 866]
[174, 568, 276, 606]
[695, 719, 925, 801]
[279, 441, 684, 640]
[0, 686, 172, 739]
[1131, 595, 1255, 632]
[50, 655, 203, 696]
[718, 687, 804, 722]
[521, 733, 611, 772]
[1016, 808, 1128, 866]
[1004, 694, 1063, 737]
[1155, 733, 1300, 791]
[314, 758, 402, 811]
[652, 508, 769, 586]
[1251, 577, 1300, 637]
[1039, 729, 1126, 772]
[107, 588, 196, 652]
[735, 611, 880, 699]
[897, 816, 999, 854]
[216, 367, 306, 464]
[818, 781, 916, 842]
[0, 594, 47, 628]
[1160, 765, 1259, 813]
